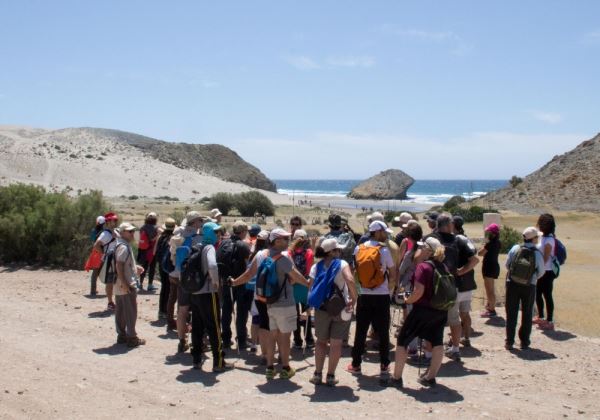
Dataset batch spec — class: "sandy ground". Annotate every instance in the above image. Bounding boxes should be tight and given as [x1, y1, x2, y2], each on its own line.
[1, 267, 599, 419]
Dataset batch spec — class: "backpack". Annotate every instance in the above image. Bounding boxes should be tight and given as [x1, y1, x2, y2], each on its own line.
[292, 247, 308, 276]
[180, 244, 208, 293]
[425, 261, 457, 311]
[509, 246, 538, 285]
[355, 244, 386, 289]
[325, 232, 356, 266]
[307, 259, 343, 313]
[255, 253, 288, 304]
[216, 238, 241, 280]
[161, 248, 175, 274]
[175, 234, 198, 272]
[98, 241, 126, 284]
[554, 238, 567, 266]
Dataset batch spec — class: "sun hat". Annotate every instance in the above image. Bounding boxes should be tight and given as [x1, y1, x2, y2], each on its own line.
[523, 226, 540, 240]
[96, 215, 106, 225]
[210, 209, 223, 218]
[485, 223, 500, 235]
[370, 212, 385, 222]
[186, 211, 203, 224]
[399, 212, 412, 224]
[369, 220, 393, 234]
[146, 212, 158, 219]
[162, 217, 176, 230]
[293, 229, 308, 239]
[328, 214, 342, 228]
[402, 219, 419, 229]
[320, 238, 345, 253]
[420, 237, 443, 253]
[117, 222, 137, 232]
[269, 228, 291, 242]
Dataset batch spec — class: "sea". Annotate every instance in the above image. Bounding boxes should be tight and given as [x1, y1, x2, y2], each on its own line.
[274, 179, 506, 211]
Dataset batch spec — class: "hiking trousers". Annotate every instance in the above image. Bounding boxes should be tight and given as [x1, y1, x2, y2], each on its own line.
[221, 285, 253, 347]
[191, 292, 226, 368]
[505, 281, 536, 347]
[166, 276, 179, 323]
[158, 268, 170, 315]
[115, 292, 138, 339]
[351, 294, 391, 367]
[536, 270, 556, 322]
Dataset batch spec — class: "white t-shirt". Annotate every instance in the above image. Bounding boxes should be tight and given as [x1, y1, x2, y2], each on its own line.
[354, 241, 395, 295]
[538, 235, 556, 272]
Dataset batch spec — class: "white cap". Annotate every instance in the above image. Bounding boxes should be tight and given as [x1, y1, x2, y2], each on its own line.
[117, 222, 137, 232]
[402, 219, 419, 229]
[96, 215, 106, 225]
[269, 228, 291, 242]
[523, 226, 541, 240]
[210, 209, 223, 218]
[321, 238, 345, 253]
[369, 220, 393, 234]
[399, 212, 412, 224]
[419, 237, 443, 253]
[370, 211, 385, 222]
[258, 230, 270, 240]
[293, 229, 308, 239]
[186, 211, 203, 224]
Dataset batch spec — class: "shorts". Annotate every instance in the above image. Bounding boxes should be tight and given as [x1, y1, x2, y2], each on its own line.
[447, 291, 473, 326]
[255, 300, 269, 330]
[314, 309, 350, 341]
[178, 285, 191, 308]
[267, 305, 296, 333]
[397, 305, 447, 348]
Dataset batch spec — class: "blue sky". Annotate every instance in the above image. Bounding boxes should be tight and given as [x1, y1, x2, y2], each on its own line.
[1, 1, 599, 179]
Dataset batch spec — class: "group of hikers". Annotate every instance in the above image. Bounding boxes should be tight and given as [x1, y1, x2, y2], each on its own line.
[87, 207, 565, 388]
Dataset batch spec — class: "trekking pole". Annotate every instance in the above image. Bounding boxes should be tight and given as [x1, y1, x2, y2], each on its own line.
[302, 307, 310, 356]
[418, 338, 423, 378]
[229, 284, 241, 356]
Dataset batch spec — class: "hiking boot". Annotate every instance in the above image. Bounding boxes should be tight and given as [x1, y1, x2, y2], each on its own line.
[345, 363, 361, 375]
[325, 374, 339, 387]
[117, 335, 127, 344]
[213, 362, 234, 373]
[505, 342, 514, 351]
[538, 320, 554, 331]
[107, 302, 116, 311]
[382, 377, 404, 389]
[445, 349, 461, 362]
[480, 310, 497, 318]
[147, 284, 157, 292]
[279, 367, 296, 380]
[265, 367, 276, 380]
[309, 371, 323, 385]
[177, 340, 189, 353]
[460, 338, 472, 348]
[127, 337, 146, 348]
[167, 320, 177, 331]
[520, 342, 530, 350]
[417, 375, 437, 388]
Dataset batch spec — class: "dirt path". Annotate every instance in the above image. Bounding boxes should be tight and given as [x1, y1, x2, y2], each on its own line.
[1, 268, 599, 419]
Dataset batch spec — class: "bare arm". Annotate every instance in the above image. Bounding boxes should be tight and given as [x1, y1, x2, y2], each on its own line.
[543, 243, 552, 264]
[341, 264, 358, 306]
[289, 266, 310, 287]
[478, 247, 488, 257]
[405, 281, 424, 305]
[457, 255, 480, 277]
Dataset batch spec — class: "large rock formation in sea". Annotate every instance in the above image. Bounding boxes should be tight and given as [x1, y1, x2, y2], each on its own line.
[348, 169, 415, 200]
[472, 133, 600, 213]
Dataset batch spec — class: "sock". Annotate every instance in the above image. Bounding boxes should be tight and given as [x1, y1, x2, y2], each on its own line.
[451, 345, 459, 352]
[425, 351, 432, 359]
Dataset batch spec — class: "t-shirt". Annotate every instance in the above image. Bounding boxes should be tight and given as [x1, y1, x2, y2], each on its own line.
[429, 232, 474, 277]
[538, 235, 556, 272]
[455, 234, 477, 292]
[394, 232, 406, 247]
[309, 259, 350, 298]
[97, 229, 115, 251]
[353, 240, 395, 295]
[412, 261, 435, 307]
[482, 238, 501, 276]
[114, 240, 137, 296]
[255, 249, 295, 308]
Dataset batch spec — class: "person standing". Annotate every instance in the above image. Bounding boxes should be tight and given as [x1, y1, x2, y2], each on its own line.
[535, 214, 558, 331]
[505, 227, 545, 350]
[480, 223, 501, 317]
[114, 222, 146, 348]
[89, 215, 105, 296]
[94, 212, 120, 311]
[137, 212, 159, 291]
[288, 229, 315, 349]
[155, 218, 176, 319]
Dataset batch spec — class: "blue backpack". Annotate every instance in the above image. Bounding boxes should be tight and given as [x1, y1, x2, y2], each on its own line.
[255, 253, 287, 304]
[554, 238, 567, 266]
[175, 234, 198, 272]
[308, 259, 341, 309]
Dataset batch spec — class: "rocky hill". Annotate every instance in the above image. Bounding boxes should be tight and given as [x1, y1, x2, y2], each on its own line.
[473, 133, 600, 213]
[0, 126, 284, 203]
[348, 169, 414, 200]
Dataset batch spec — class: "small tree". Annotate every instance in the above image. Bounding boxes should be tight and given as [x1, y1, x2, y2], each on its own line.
[499, 225, 522, 254]
[234, 191, 275, 217]
[207, 192, 235, 216]
[509, 176, 523, 188]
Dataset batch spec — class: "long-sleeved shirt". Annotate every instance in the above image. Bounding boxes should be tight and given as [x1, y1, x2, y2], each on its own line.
[505, 243, 545, 286]
[192, 245, 219, 295]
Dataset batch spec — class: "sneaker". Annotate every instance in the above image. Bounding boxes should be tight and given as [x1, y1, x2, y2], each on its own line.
[417, 375, 437, 388]
[505, 342, 514, 351]
[249, 344, 257, 353]
[520, 342, 530, 350]
[325, 374, 339, 387]
[293, 341, 303, 349]
[127, 337, 146, 348]
[309, 371, 323, 385]
[107, 302, 116, 311]
[345, 363, 361, 375]
[213, 362, 234, 373]
[460, 338, 471, 348]
[147, 284, 157, 292]
[382, 377, 403, 389]
[117, 335, 127, 344]
[280, 367, 296, 380]
[480, 310, 497, 318]
[445, 349, 461, 362]
[178, 340, 189, 353]
[265, 367, 276, 380]
[538, 320, 555, 331]
[533, 316, 544, 325]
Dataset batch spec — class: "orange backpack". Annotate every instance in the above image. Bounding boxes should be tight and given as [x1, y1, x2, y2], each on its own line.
[355, 244, 386, 289]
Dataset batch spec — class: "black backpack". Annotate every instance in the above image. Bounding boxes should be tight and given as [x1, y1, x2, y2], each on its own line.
[292, 247, 309, 276]
[216, 238, 243, 280]
[509, 246, 538, 285]
[180, 244, 208, 293]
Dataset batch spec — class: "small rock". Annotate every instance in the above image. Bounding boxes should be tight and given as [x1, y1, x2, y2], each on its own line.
[563, 404, 572, 410]
[578, 410, 585, 415]
[17, 391, 24, 395]
[570, 369, 576, 373]
[128, 379, 138, 383]
[169, 403, 176, 407]
[503, 392, 510, 396]
[5, 390, 9, 394]
[74, 306, 82, 310]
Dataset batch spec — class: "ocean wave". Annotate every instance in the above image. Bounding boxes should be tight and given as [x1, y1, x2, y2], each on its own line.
[278, 189, 488, 204]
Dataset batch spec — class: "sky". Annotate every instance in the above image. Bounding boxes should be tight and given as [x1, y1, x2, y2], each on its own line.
[0, 0, 599, 180]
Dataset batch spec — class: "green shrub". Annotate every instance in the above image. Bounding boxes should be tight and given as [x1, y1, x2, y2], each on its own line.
[444, 205, 496, 223]
[168, 210, 186, 225]
[207, 193, 235, 215]
[234, 191, 275, 217]
[155, 195, 179, 201]
[509, 176, 523, 188]
[0, 184, 107, 268]
[499, 225, 522, 254]
[442, 195, 466, 210]
[128, 195, 139, 200]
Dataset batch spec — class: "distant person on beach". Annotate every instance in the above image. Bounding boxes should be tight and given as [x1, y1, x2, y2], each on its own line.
[388, 237, 449, 389]
[137, 212, 159, 292]
[155, 218, 176, 320]
[536, 214, 558, 331]
[308, 238, 358, 386]
[505, 227, 545, 350]
[89, 215, 105, 296]
[347, 221, 395, 381]
[480, 223, 501, 317]
[114, 222, 146, 348]
[93, 212, 120, 311]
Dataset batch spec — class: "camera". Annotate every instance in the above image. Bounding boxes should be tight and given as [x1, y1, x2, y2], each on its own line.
[392, 290, 411, 307]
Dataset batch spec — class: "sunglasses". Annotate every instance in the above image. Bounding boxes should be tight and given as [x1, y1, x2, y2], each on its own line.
[290, 223, 301, 227]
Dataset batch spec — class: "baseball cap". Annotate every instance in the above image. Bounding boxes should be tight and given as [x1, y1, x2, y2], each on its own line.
[402, 219, 419, 229]
[370, 211, 385, 222]
[426, 211, 439, 223]
[163, 217, 176, 230]
[96, 215, 106, 225]
[104, 212, 118, 221]
[232, 220, 248, 233]
[293, 229, 307, 239]
[186, 211, 203, 224]
[249, 224, 261, 235]
[420, 237, 443, 253]
[210, 208, 223, 218]
[485, 223, 500, 235]
[523, 226, 540, 240]
[118, 222, 137, 232]
[452, 215, 464, 229]
[269, 228, 291, 242]
[399, 212, 412, 224]
[320, 238, 345, 253]
[257, 230, 269, 240]
[369, 220, 393, 234]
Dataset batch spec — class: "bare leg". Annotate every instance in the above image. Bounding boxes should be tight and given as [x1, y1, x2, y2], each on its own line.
[266, 330, 278, 366]
[326, 338, 343, 375]
[259, 328, 270, 357]
[484, 277, 496, 311]
[460, 312, 472, 339]
[315, 339, 328, 373]
[251, 324, 259, 346]
[393, 346, 408, 380]
[278, 332, 291, 367]
[177, 305, 190, 340]
[450, 325, 461, 347]
[425, 345, 444, 379]
[106, 283, 114, 304]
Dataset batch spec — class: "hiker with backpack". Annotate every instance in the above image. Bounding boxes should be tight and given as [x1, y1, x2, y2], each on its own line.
[505, 227, 545, 350]
[321, 214, 356, 268]
[247, 230, 270, 356]
[287, 229, 315, 349]
[480, 223, 502, 318]
[93, 212, 120, 311]
[388, 237, 454, 388]
[218, 221, 252, 351]
[114, 222, 146, 348]
[535, 213, 561, 331]
[137, 212, 159, 292]
[347, 220, 396, 381]
[187, 221, 234, 372]
[155, 218, 176, 320]
[167, 211, 205, 353]
[230, 228, 310, 380]
[88, 215, 106, 296]
[307, 238, 358, 386]
[429, 213, 479, 362]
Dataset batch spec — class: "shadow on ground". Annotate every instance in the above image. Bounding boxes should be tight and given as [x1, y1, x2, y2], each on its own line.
[304, 385, 360, 403]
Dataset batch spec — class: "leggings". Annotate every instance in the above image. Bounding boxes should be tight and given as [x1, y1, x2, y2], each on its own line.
[536, 270, 556, 322]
